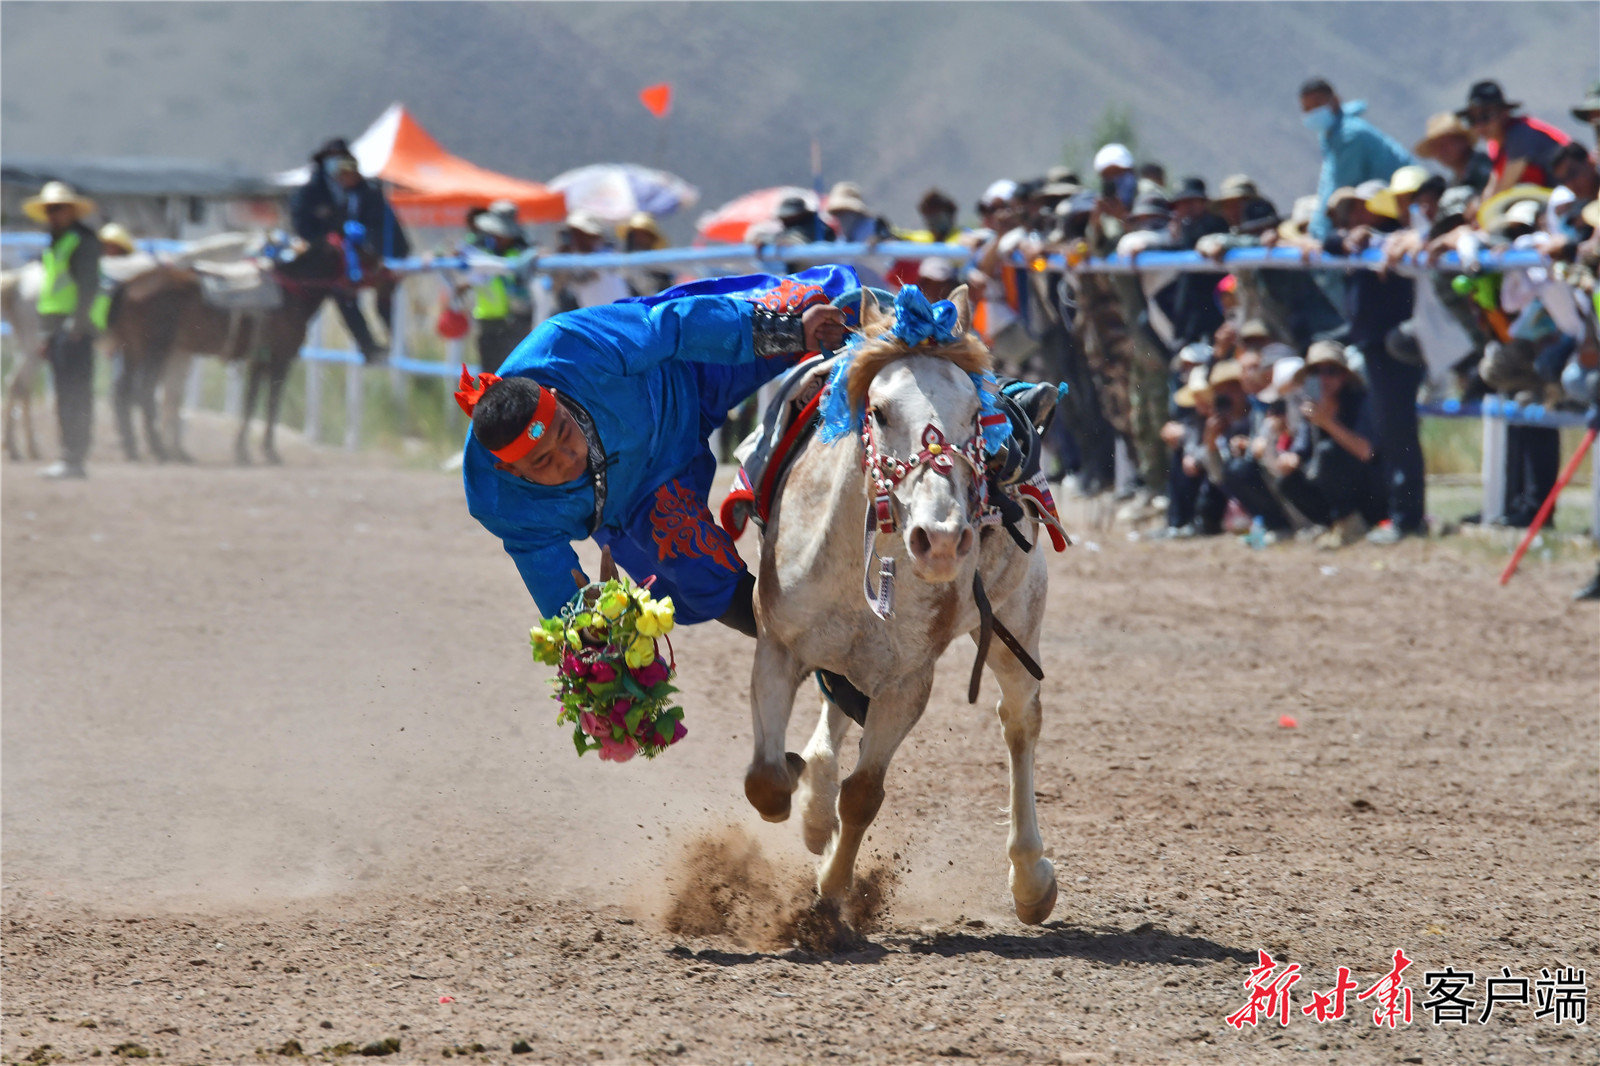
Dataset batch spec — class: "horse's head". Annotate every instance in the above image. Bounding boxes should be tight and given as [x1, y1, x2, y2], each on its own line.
[850, 286, 993, 584]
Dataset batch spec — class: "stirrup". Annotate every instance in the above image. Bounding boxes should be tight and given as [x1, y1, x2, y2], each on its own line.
[815, 669, 869, 726]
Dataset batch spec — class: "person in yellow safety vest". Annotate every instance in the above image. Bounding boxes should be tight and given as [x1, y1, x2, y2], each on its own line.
[460, 203, 532, 375]
[24, 181, 103, 479]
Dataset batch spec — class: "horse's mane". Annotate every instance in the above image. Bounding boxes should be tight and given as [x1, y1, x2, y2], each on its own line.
[845, 289, 992, 412]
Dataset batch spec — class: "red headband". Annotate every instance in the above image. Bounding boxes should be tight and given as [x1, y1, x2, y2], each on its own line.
[455, 365, 558, 464]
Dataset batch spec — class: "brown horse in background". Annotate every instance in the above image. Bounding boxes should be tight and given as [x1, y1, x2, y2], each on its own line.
[109, 243, 392, 464]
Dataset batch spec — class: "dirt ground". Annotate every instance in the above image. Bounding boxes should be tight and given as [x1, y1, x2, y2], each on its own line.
[3, 415, 1597, 1065]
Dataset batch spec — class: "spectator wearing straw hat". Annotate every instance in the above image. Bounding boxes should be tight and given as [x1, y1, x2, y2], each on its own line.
[24, 181, 102, 479]
[1299, 77, 1413, 241]
[1148, 360, 1228, 538]
[824, 181, 893, 244]
[1460, 79, 1572, 200]
[619, 212, 675, 299]
[1413, 112, 1492, 192]
[1572, 82, 1600, 148]
[1272, 341, 1386, 545]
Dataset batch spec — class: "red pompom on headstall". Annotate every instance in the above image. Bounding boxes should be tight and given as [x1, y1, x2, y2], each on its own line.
[455, 364, 558, 464]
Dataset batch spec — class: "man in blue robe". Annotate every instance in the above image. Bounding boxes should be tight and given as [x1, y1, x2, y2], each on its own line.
[461, 266, 854, 636]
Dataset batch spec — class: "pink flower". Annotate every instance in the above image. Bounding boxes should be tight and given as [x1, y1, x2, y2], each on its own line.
[630, 659, 670, 688]
[597, 734, 638, 763]
[610, 698, 633, 726]
[588, 661, 618, 684]
[561, 650, 588, 678]
[579, 711, 606, 738]
[671, 720, 687, 744]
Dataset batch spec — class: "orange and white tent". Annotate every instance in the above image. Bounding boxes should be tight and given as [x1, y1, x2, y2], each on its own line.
[277, 104, 566, 228]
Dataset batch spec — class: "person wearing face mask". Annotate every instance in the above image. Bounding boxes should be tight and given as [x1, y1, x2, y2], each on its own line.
[1299, 78, 1413, 243]
[1093, 143, 1139, 218]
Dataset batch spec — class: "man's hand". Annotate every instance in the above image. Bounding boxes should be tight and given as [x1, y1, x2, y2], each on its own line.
[1300, 396, 1336, 430]
[1159, 420, 1186, 448]
[1274, 451, 1301, 477]
[1181, 454, 1201, 477]
[803, 304, 847, 352]
[1213, 320, 1238, 356]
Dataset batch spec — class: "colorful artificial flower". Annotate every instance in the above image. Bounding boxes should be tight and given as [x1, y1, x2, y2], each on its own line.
[529, 573, 686, 762]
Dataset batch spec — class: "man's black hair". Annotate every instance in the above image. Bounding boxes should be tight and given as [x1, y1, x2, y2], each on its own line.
[1552, 141, 1593, 172]
[471, 376, 544, 451]
[1138, 162, 1167, 184]
[1299, 77, 1335, 99]
[1416, 174, 1448, 201]
[918, 188, 957, 214]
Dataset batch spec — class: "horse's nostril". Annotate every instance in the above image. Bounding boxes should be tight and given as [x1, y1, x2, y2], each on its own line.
[957, 527, 974, 556]
[910, 527, 932, 556]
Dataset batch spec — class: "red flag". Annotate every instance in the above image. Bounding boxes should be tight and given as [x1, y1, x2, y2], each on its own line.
[640, 83, 672, 118]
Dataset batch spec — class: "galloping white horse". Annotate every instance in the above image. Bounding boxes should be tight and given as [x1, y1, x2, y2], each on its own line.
[744, 286, 1059, 925]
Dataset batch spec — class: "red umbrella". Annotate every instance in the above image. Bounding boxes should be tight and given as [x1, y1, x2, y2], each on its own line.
[695, 185, 816, 244]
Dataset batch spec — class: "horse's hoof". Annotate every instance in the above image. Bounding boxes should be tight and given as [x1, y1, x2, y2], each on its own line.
[1013, 875, 1058, 926]
[744, 752, 807, 823]
[174, 450, 196, 465]
[264, 451, 284, 466]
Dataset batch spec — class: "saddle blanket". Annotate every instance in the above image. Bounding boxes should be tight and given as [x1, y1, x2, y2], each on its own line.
[196, 259, 283, 311]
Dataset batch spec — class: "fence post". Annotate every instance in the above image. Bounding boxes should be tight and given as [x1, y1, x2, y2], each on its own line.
[1481, 407, 1507, 524]
[387, 279, 408, 406]
[224, 364, 243, 418]
[184, 357, 203, 412]
[445, 336, 464, 430]
[345, 362, 363, 452]
[304, 358, 322, 444]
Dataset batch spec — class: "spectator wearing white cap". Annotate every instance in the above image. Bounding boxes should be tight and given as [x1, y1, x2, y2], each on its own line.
[1298, 77, 1413, 242]
[1093, 143, 1138, 215]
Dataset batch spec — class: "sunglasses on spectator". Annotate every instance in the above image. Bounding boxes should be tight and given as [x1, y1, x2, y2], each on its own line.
[1466, 109, 1496, 125]
[1314, 365, 1345, 377]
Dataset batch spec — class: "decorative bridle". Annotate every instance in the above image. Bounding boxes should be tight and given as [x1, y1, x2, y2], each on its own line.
[818, 285, 1055, 700]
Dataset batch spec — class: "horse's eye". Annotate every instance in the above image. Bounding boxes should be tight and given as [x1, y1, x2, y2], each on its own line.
[871, 406, 888, 427]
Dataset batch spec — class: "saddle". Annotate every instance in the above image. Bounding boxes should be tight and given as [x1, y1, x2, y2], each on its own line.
[194, 259, 283, 311]
[719, 355, 836, 539]
[719, 359, 1068, 554]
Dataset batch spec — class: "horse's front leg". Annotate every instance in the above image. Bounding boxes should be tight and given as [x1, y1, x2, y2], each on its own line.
[979, 580, 1057, 925]
[817, 674, 931, 903]
[235, 357, 264, 465]
[744, 637, 806, 822]
[5, 355, 37, 461]
[113, 352, 142, 460]
[796, 694, 851, 855]
[161, 353, 193, 463]
[260, 349, 291, 465]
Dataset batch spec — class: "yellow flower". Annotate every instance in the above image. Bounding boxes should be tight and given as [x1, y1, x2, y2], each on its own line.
[630, 584, 653, 606]
[624, 635, 656, 669]
[636, 597, 676, 638]
[596, 589, 630, 620]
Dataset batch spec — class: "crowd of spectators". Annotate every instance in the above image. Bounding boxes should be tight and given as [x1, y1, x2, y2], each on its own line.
[882, 76, 1599, 559]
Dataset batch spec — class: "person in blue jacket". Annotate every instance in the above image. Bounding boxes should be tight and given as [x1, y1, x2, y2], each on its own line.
[459, 266, 863, 707]
[1299, 78, 1413, 242]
